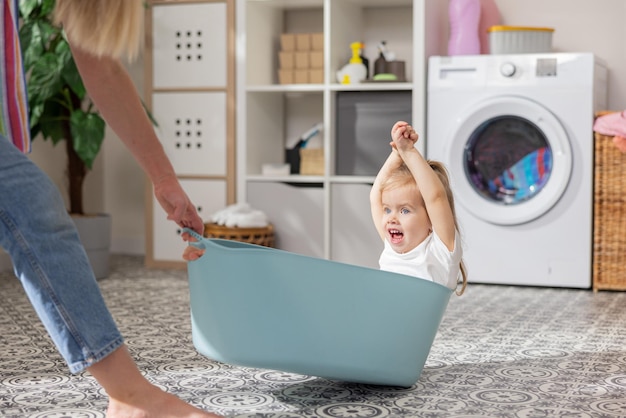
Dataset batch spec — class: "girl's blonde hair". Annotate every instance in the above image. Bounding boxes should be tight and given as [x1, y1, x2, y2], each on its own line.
[382, 161, 468, 296]
[54, 0, 143, 60]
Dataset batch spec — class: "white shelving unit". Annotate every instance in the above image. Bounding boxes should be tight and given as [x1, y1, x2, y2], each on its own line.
[236, 0, 447, 268]
[145, 0, 236, 268]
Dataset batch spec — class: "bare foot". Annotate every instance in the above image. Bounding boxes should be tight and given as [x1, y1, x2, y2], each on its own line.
[106, 385, 221, 417]
[87, 346, 221, 417]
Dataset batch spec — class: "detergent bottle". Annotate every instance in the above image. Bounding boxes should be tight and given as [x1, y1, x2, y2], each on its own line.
[336, 42, 367, 84]
[448, 0, 481, 55]
[359, 43, 370, 79]
[479, 0, 500, 54]
[373, 41, 388, 76]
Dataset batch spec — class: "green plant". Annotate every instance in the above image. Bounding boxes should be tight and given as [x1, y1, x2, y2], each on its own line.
[18, 0, 107, 215]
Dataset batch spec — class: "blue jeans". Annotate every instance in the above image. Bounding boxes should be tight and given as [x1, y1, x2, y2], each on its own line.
[0, 135, 123, 373]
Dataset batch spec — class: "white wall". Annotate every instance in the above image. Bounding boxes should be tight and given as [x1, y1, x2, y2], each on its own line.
[31, 57, 148, 255]
[3, 0, 624, 270]
[492, 0, 626, 111]
[101, 57, 148, 255]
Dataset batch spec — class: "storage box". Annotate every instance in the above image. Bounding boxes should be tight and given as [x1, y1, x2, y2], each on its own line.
[309, 69, 323, 84]
[309, 51, 323, 69]
[279, 51, 295, 69]
[278, 69, 294, 85]
[311, 33, 324, 51]
[294, 70, 308, 84]
[296, 33, 311, 51]
[300, 148, 324, 175]
[488, 25, 554, 54]
[295, 51, 310, 69]
[280, 33, 295, 51]
[593, 111, 626, 291]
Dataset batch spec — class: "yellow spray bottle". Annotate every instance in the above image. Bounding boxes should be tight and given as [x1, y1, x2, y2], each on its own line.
[336, 42, 367, 84]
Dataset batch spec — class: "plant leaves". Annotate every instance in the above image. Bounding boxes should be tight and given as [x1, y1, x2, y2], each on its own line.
[39, 0, 56, 17]
[19, 0, 56, 18]
[38, 96, 68, 145]
[18, 0, 40, 20]
[27, 52, 64, 103]
[57, 42, 86, 100]
[70, 110, 106, 170]
[19, 21, 58, 72]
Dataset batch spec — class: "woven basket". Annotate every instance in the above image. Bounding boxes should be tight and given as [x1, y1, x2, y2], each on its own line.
[593, 111, 626, 291]
[203, 223, 275, 248]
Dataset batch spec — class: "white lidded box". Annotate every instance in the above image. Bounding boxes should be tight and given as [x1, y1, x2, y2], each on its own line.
[489, 25, 554, 54]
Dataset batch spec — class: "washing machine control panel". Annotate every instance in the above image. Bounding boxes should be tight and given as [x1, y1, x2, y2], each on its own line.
[500, 62, 516, 77]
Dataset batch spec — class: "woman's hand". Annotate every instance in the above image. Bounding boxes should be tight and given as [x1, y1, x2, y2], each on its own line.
[183, 244, 205, 261]
[153, 175, 204, 236]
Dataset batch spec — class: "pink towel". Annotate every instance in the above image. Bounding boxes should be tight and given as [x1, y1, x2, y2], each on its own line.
[594, 110, 626, 137]
[613, 136, 626, 153]
[594, 111, 626, 153]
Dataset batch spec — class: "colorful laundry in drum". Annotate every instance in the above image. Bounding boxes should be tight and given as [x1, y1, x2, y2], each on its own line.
[487, 147, 552, 203]
[464, 116, 553, 205]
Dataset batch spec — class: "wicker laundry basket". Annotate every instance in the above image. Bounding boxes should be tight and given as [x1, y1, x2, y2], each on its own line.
[203, 223, 275, 248]
[593, 111, 626, 291]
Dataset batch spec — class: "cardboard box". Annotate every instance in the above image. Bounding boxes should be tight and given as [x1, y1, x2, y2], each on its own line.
[311, 33, 324, 51]
[280, 33, 295, 51]
[300, 148, 324, 175]
[294, 70, 308, 84]
[309, 51, 323, 69]
[295, 52, 310, 69]
[296, 33, 311, 51]
[278, 70, 294, 85]
[279, 52, 295, 69]
[309, 69, 323, 84]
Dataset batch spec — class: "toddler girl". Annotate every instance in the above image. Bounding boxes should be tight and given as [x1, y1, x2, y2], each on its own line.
[370, 121, 467, 295]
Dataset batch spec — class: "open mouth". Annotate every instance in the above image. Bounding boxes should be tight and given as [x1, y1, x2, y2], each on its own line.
[388, 228, 404, 244]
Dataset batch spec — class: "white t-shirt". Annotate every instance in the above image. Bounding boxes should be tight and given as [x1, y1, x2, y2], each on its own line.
[378, 230, 462, 290]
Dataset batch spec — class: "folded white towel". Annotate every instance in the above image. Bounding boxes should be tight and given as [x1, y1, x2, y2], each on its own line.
[212, 203, 269, 228]
[224, 211, 268, 228]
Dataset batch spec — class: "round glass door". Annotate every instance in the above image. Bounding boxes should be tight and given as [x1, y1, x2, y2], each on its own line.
[446, 96, 572, 225]
[464, 116, 552, 205]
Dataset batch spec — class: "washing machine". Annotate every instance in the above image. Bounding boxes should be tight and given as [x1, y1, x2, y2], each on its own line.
[427, 53, 607, 288]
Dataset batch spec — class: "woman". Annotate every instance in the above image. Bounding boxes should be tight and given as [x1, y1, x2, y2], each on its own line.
[1, 0, 219, 416]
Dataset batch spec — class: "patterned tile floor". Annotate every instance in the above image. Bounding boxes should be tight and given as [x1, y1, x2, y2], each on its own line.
[2, 255, 626, 417]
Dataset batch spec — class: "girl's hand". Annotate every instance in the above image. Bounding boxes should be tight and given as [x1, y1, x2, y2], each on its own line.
[390, 121, 418, 152]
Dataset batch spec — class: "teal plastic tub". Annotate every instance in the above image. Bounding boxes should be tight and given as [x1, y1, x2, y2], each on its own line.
[186, 234, 452, 387]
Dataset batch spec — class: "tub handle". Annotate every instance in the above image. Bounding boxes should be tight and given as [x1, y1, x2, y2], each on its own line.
[182, 227, 207, 250]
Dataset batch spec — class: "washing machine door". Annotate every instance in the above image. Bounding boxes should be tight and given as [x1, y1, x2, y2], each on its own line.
[446, 96, 572, 225]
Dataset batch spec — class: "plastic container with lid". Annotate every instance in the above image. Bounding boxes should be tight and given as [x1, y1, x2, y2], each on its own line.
[488, 25, 554, 54]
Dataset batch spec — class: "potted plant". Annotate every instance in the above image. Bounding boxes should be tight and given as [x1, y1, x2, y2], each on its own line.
[19, 0, 110, 278]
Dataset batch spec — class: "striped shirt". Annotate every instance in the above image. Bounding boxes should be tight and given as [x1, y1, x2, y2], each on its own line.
[1, 0, 31, 153]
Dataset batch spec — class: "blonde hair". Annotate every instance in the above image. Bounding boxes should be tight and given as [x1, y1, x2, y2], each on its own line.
[382, 161, 468, 296]
[54, 0, 143, 60]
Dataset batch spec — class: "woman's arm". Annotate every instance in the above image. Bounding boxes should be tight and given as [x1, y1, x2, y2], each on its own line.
[68, 44, 204, 235]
